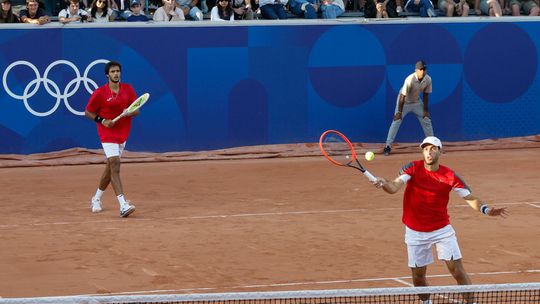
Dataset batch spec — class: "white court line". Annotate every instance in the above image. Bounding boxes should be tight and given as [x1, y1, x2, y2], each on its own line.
[0, 202, 537, 229]
[393, 278, 413, 287]
[526, 202, 540, 208]
[74, 268, 540, 297]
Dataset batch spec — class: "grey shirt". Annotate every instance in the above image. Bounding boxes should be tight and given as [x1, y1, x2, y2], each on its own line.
[400, 73, 432, 104]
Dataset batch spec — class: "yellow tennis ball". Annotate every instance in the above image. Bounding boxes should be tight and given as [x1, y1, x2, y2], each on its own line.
[365, 151, 375, 161]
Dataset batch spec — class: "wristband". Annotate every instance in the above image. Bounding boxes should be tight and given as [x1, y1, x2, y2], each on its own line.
[94, 115, 104, 124]
[480, 204, 490, 215]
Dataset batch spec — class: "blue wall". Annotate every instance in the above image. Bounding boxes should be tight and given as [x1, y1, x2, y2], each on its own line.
[1, 22, 539, 154]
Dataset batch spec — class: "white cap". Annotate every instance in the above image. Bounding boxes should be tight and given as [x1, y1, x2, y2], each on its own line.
[420, 136, 442, 149]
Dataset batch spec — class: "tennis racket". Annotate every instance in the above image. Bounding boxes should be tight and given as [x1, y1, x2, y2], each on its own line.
[319, 130, 377, 182]
[112, 93, 150, 123]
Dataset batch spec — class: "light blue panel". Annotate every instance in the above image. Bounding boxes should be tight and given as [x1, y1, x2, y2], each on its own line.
[462, 81, 539, 139]
[440, 22, 484, 56]
[0, 97, 40, 137]
[308, 79, 387, 142]
[249, 46, 310, 144]
[308, 25, 385, 67]
[130, 92, 186, 152]
[187, 47, 248, 149]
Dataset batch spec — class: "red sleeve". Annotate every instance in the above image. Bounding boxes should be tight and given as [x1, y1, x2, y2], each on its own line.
[86, 87, 102, 114]
[130, 86, 137, 103]
[452, 171, 471, 191]
[399, 161, 415, 177]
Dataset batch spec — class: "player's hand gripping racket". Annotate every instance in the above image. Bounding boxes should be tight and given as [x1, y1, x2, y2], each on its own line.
[112, 93, 150, 123]
[319, 130, 377, 182]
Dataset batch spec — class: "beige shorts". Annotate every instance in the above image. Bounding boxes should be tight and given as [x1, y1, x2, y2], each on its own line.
[102, 142, 126, 158]
[509, 0, 537, 13]
[405, 225, 462, 268]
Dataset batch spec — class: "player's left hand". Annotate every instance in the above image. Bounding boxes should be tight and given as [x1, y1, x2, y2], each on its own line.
[488, 206, 509, 218]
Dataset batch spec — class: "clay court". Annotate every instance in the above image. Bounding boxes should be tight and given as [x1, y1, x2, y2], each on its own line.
[0, 140, 539, 299]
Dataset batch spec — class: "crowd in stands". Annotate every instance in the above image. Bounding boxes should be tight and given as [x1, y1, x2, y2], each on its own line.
[1, 0, 539, 24]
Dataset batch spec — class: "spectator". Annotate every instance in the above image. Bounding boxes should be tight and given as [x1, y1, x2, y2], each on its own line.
[290, 0, 318, 19]
[404, 0, 437, 16]
[126, 0, 149, 20]
[383, 60, 434, 156]
[509, 0, 539, 15]
[438, 0, 469, 16]
[176, 0, 204, 20]
[110, 0, 134, 19]
[474, 0, 503, 16]
[19, 0, 50, 24]
[88, 0, 115, 21]
[0, 0, 20, 22]
[153, 0, 185, 20]
[211, 0, 234, 19]
[259, 0, 288, 19]
[364, 0, 397, 17]
[319, 0, 345, 18]
[58, 0, 92, 23]
[231, 0, 253, 19]
[395, 0, 403, 12]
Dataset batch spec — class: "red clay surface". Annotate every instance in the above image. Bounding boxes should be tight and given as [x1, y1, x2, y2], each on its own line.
[0, 147, 539, 299]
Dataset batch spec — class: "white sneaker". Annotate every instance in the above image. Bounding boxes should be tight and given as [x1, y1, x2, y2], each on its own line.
[120, 203, 136, 218]
[91, 197, 103, 213]
[396, 5, 403, 13]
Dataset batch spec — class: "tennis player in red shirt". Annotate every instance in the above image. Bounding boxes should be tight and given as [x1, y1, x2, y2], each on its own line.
[373, 136, 508, 304]
[85, 61, 138, 218]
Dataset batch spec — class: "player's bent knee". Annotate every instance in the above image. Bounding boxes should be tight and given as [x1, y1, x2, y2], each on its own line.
[107, 157, 121, 169]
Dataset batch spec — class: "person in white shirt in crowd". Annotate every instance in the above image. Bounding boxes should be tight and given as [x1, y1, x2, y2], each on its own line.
[58, 0, 92, 23]
[88, 0, 115, 21]
[211, 0, 234, 20]
[153, 0, 185, 20]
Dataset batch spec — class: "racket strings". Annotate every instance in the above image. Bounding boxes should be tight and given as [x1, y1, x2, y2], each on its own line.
[322, 135, 354, 165]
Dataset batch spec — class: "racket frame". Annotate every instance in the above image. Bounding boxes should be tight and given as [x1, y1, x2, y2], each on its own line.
[319, 130, 377, 182]
[112, 93, 150, 123]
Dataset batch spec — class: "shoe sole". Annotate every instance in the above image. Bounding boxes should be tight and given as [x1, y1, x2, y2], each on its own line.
[120, 206, 136, 218]
[92, 208, 103, 213]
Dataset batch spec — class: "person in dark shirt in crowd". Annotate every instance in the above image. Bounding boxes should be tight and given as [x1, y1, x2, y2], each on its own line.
[0, 0, 20, 22]
[19, 0, 50, 24]
[126, 0, 149, 20]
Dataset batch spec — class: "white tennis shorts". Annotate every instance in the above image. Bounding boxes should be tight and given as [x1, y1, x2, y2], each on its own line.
[404, 225, 462, 268]
[102, 142, 126, 159]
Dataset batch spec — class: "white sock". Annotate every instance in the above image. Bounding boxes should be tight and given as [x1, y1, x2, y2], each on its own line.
[117, 194, 128, 208]
[94, 188, 105, 199]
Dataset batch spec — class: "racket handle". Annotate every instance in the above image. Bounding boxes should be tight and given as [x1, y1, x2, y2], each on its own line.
[111, 115, 122, 123]
[112, 109, 128, 123]
[363, 170, 377, 182]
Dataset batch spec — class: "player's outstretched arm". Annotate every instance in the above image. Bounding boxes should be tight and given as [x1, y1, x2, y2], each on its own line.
[373, 177, 404, 194]
[463, 194, 509, 218]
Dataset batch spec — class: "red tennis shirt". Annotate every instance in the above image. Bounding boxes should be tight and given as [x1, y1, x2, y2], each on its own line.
[86, 83, 137, 144]
[399, 160, 471, 232]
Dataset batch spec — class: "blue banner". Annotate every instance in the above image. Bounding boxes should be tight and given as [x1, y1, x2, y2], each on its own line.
[1, 22, 539, 154]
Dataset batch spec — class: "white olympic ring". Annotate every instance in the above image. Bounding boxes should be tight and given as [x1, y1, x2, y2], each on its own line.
[2, 59, 109, 117]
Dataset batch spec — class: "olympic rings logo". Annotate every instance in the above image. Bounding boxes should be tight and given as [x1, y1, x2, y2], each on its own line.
[2, 59, 109, 117]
